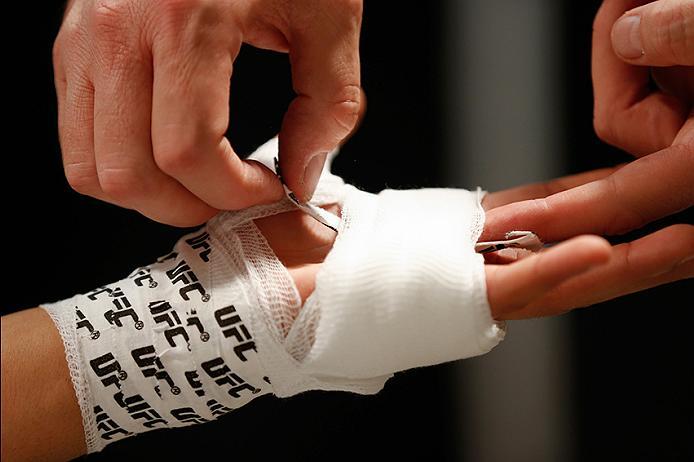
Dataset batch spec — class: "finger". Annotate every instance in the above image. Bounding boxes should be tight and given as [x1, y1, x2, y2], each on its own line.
[92, 27, 217, 226]
[53, 26, 103, 198]
[485, 235, 612, 319]
[612, 0, 694, 66]
[278, 0, 363, 202]
[150, 6, 284, 212]
[592, 0, 688, 155]
[482, 145, 694, 242]
[482, 165, 621, 211]
[52, 37, 68, 123]
[288, 264, 321, 304]
[343, 87, 367, 144]
[58, 71, 102, 198]
[510, 224, 694, 319]
[482, 248, 534, 265]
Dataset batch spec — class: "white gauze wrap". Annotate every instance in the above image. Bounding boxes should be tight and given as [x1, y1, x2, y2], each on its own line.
[42, 138, 504, 453]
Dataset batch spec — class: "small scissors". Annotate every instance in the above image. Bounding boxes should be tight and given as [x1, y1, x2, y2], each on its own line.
[274, 158, 340, 232]
[274, 157, 543, 248]
[475, 231, 544, 254]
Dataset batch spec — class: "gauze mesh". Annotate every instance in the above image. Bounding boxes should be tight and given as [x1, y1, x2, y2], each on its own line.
[42, 137, 504, 452]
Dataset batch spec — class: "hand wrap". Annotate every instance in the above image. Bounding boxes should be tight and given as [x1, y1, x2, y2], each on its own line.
[43, 138, 504, 452]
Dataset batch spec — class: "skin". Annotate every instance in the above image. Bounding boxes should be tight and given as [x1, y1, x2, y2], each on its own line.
[481, 167, 694, 318]
[1, 309, 86, 462]
[483, 0, 694, 313]
[1, 175, 619, 462]
[11, 0, 688, 460]
[54, 0, 364, 226]
[593, 0, 694, 155]
[2, 164, 692, 461]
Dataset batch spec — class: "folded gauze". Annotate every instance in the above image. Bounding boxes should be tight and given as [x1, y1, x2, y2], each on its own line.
[42, 137, 505, 452]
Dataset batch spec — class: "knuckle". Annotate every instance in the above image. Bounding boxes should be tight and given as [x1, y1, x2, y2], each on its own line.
[620, 241, 637, 277]
[330, 100, 360, 135]
[64, 162, 99, 195]
[601, 175, 647, 235]
[91, 0, 134, 67]
[97, 166, 145, 201]
[92, 0, 129, 32]
[328, 85, 361, 135]
[153, 137, 199, 175]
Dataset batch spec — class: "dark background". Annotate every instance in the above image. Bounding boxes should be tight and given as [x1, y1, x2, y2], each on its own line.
[3, 1, 692, 460]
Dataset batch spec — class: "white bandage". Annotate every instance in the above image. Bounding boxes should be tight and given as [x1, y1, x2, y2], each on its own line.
[43, 138, 504, 453]
[295, 186, 503, 380]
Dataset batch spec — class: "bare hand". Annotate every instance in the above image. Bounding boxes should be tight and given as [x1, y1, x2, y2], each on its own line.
[476, 0, 694, 318]
[593, 0, 694, 155]
[53, 0, 363, 226]
[482, 163, 693, 319]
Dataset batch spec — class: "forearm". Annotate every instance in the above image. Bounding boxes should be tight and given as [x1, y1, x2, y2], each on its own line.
[1, 308, 86, 461]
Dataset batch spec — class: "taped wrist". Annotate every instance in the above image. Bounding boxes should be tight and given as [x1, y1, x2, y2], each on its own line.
[42, 138, 504, 453]
[41, 224, 279, 453]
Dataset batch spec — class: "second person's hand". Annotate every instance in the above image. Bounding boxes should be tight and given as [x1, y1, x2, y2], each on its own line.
[593, 0, 693, 155]
[53, 0, 363, 226]
[481, 156, 694, 318]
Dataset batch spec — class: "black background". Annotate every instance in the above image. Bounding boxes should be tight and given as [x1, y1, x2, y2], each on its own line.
[3, 1, 692, 460]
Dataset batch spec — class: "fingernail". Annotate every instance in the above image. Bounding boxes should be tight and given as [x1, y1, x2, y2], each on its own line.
[301, 153, 327, 202]
[612, 15, 644, 59]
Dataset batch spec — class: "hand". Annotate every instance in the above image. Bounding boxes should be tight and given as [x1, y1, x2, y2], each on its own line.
[482, 163, 694, 319]
[475, 0, 694, 318]
[53, 0, 363, 226]
[593, 0, 694, 155]
[254, 172, 680, 323]
[477, 0, 694, 318]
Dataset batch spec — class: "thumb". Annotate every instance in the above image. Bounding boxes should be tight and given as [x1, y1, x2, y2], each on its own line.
[278, 1, 363, 203]
[611, 0, 694, 65]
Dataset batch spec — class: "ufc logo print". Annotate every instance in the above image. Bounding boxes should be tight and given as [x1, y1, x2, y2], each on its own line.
[129, 266, 158, 288]
[131, 345, 180, 396]
[76, 307, 100, 340]
[170, 407, 208, 425]
[113, 391, 167, 429]
[149, 300, 191, 349]
[201, 357, 259, 399]
[166, 260, 210, 302]
[185, 231, 211, 262]
[90, 353, 127, 390]
[94, 405, 132, 440]
[214, 305, 256, 361]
